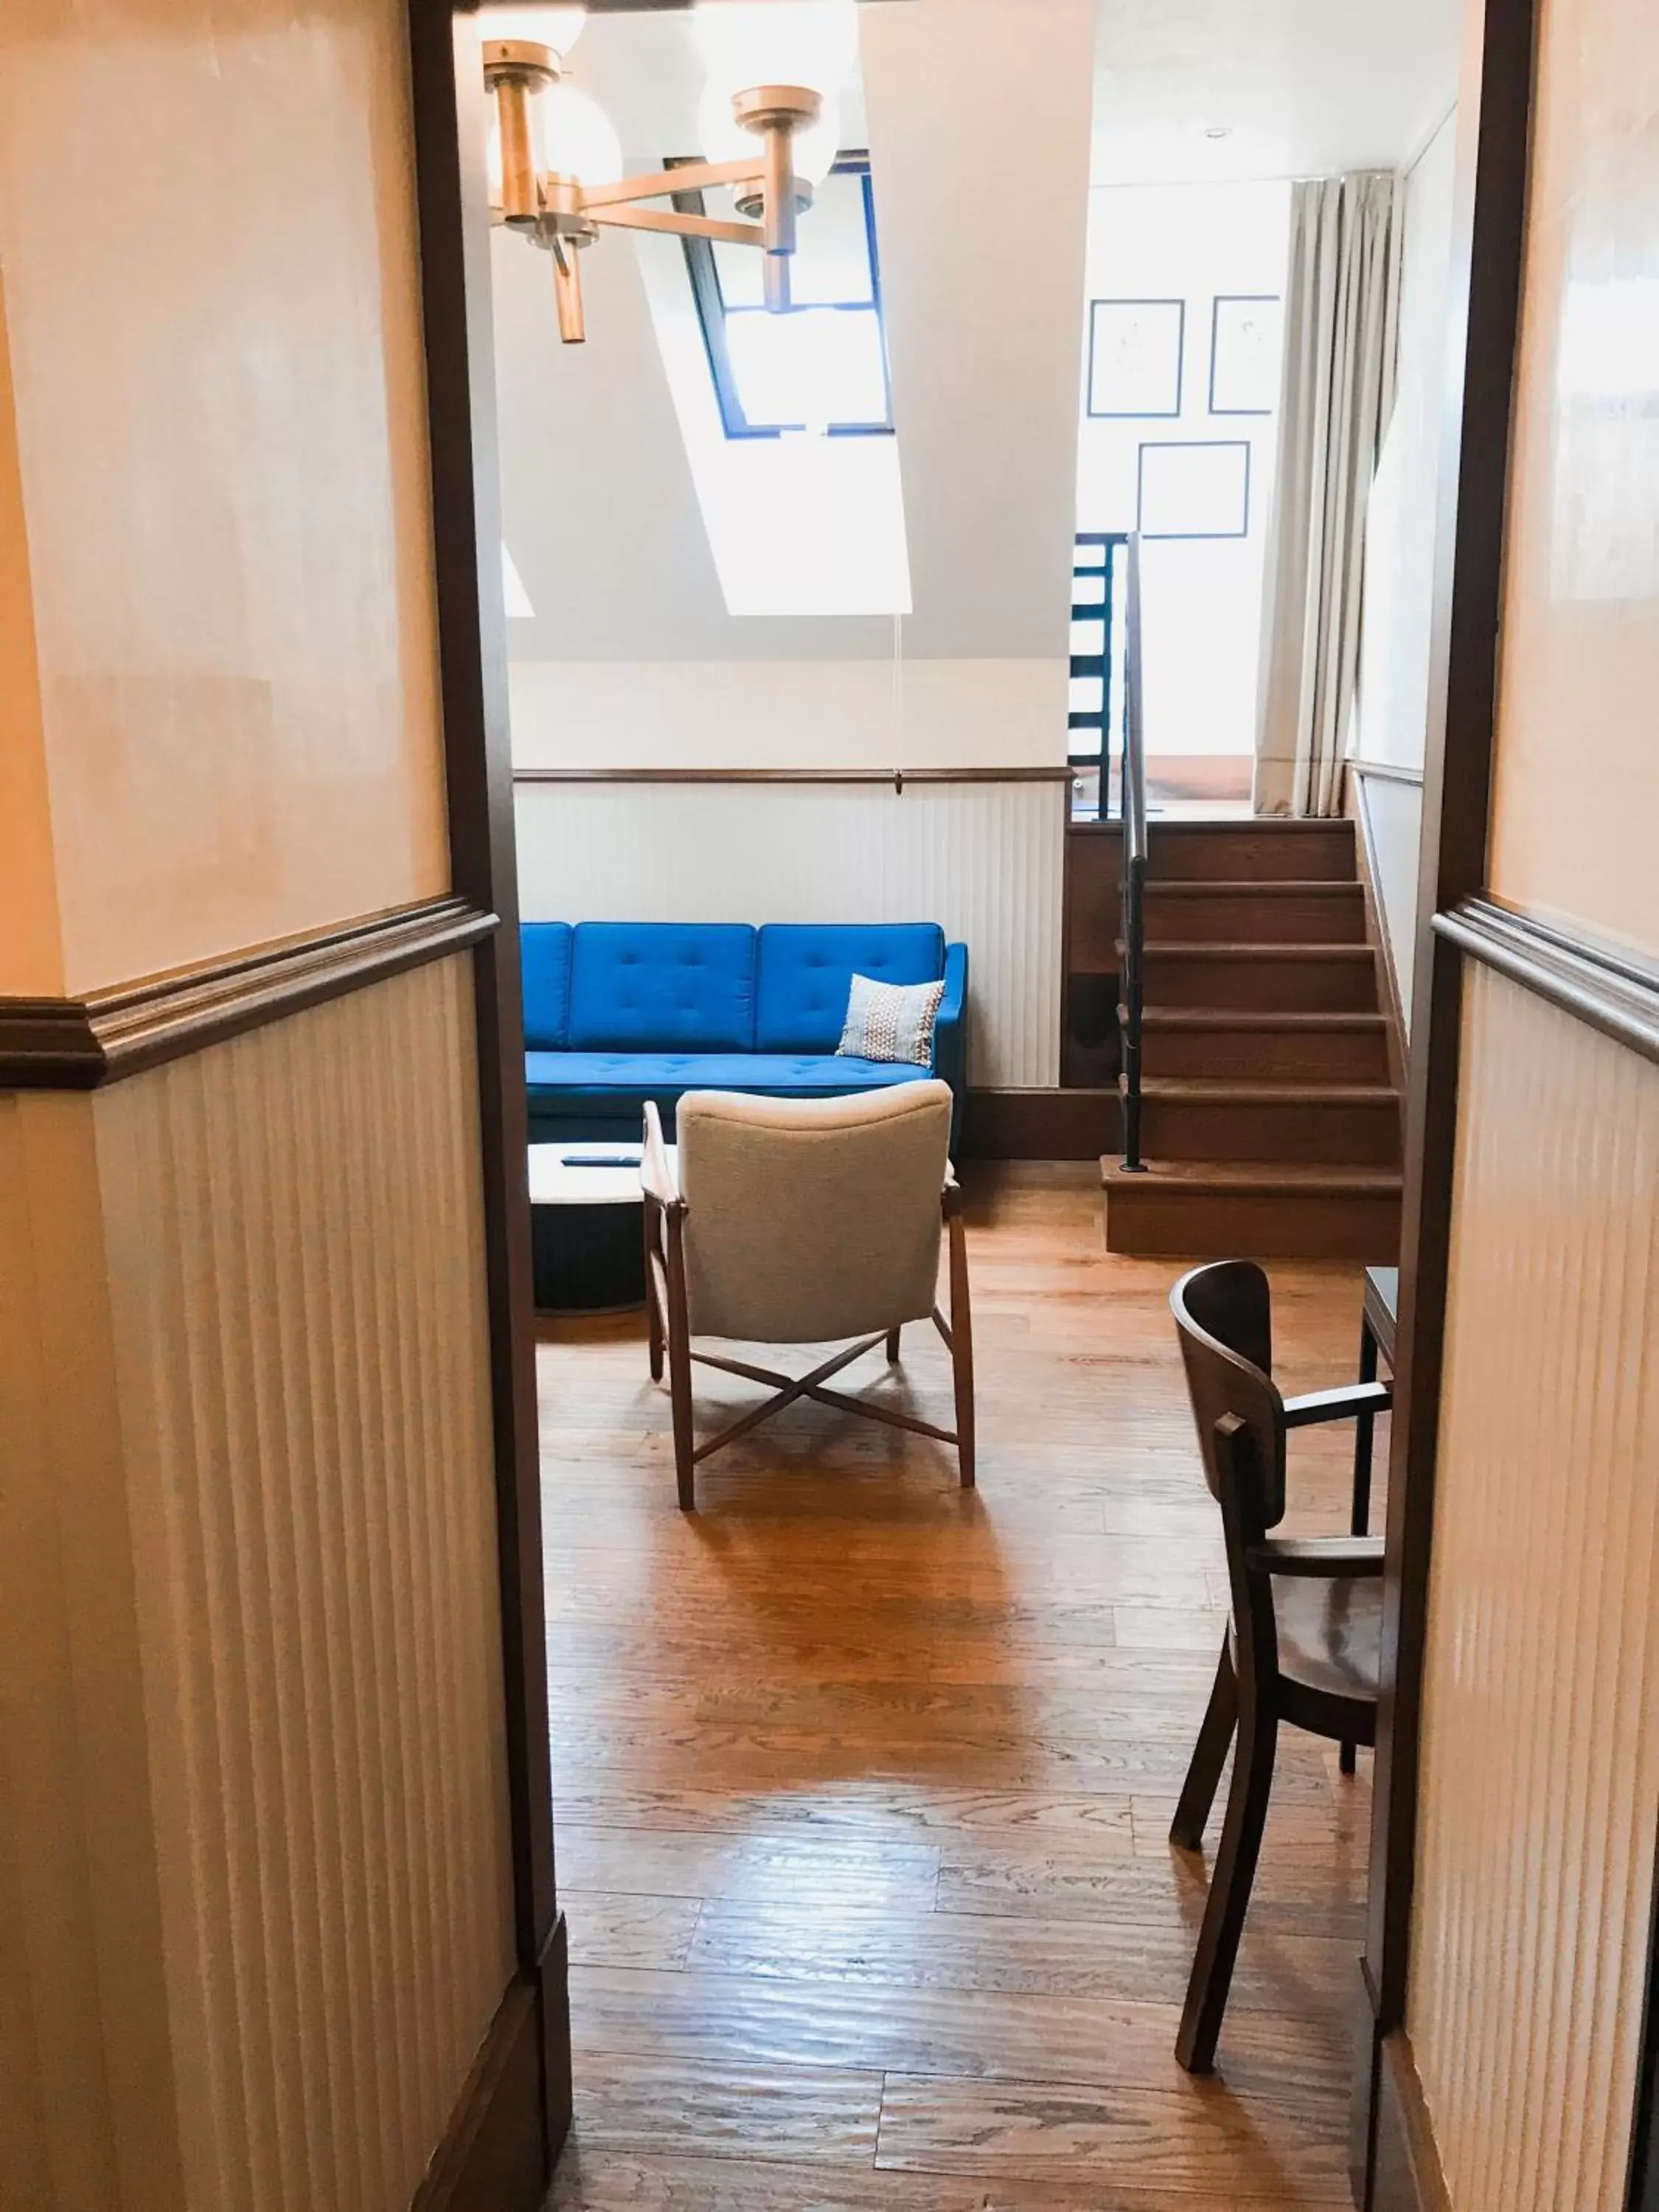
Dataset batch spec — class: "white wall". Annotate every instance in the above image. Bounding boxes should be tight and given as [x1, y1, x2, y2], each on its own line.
[1077, 181, 1290, 762]
[1358, 107, 1457, 777]
[508, 656, 1066, 771]
[1353, 104, 1458, 1024]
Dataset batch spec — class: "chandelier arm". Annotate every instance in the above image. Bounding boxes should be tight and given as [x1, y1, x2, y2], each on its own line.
[587, 205, 768, 246]
[578, 158, 766, 211]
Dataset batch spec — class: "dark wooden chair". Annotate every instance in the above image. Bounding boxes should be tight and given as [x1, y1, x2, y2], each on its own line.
[1167, 1259, 1392, 2073]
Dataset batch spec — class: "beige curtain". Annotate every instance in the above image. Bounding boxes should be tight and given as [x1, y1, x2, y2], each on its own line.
[1255, 172, 1402, 817]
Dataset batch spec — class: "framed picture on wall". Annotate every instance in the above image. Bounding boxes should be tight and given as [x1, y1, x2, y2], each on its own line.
[1137, 439, 1251, 539]
[1209, 294, 1282, 414]
[1087, 298, 1185, 417]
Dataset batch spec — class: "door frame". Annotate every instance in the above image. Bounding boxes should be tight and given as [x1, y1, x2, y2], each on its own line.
[1351, 0, 1535, 2200]
[405, 8, 570, 2205]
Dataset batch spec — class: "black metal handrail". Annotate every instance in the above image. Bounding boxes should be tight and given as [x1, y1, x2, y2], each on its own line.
[1119, 533, 1147, 1172]
[1067, 532, 1130, 820]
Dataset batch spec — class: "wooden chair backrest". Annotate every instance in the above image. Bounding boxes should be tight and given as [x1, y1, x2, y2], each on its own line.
[1169, 1260, 1288, 1534]
[675, 1080, 951, 1344]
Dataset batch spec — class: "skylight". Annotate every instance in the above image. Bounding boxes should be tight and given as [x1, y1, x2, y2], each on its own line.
[679, 159, 894, 439]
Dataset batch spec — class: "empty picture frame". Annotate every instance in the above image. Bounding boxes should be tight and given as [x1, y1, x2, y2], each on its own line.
[1088, 298, 1185, 417]
[1209, 293, 1282, 414]
[1137, 440, 1251, 539]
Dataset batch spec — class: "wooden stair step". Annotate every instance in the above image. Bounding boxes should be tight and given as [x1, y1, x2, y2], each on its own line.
[1142, 880, 1367, 945]
[1122, 941, 1380, 1013]
[1129, 1007, 1391, 1083]
[1099, 1158, 1402, 1263]
[1147, 819, 1357, 884]
[1121, 1075, 1403, 1165]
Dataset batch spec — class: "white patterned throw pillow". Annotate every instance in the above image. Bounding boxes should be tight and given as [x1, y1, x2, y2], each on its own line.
[835, 972, 946, 1067]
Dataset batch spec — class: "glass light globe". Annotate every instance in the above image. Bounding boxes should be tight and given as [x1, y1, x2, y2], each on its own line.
[696, 77, 841, 189]
[538, 81, 623, 186]
[692, 0, 858, 98]
[477, 4, 587, 60]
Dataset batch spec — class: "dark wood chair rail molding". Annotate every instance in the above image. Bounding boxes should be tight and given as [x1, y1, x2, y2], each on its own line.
[512, 765, 1075, 790]
[1435, 896, 1659, 1068]
[1349, 757, 1427, 788]
[0, 895, 497, 1090]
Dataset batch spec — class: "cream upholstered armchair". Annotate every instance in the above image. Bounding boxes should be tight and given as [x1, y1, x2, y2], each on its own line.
[641, 1080, 974, 1510]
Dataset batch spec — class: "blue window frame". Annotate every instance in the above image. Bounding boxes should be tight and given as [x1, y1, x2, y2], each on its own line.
[671, 155, 894, 440]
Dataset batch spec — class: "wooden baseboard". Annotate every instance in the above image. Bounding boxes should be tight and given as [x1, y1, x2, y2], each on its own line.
[539, 1913, 574, 2165]
[1371, 2025, 1452, 2212]
[411, 1913, 570, 2212]
[1352, 1965, 1381, 2208]
[963, 1086, 1119, 1160]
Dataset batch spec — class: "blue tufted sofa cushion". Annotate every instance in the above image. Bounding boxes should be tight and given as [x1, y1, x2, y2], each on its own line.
[520, 921, 574, 1049]
[754, 922, 946, 1052]
[525, 1051, 927, 1100]
[567, 922, 757, 1053]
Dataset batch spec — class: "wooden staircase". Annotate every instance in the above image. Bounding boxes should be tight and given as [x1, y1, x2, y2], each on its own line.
[1102, 820, 1404, 1262]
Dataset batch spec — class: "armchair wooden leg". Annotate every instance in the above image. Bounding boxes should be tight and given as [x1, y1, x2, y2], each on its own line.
[886, 1326, 901, 1362]
[663, 1206, 696, 1510]
[1169, 1636, 1237, 1849]
[646, 1228, 664, 1384]
[1175, 1691, 1277, 2074]
[669, 1347, 695, 1512]
[947, 1204, 975, 1489]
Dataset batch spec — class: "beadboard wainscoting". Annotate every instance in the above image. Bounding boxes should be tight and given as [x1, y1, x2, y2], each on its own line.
[1406, 960, 1659, 2211]
[0, 954, 516, 2212]
[513, 774, 1068, 1089]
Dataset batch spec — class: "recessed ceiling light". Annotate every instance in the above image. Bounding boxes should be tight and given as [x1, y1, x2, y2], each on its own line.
[1205, 125, 1232, 139]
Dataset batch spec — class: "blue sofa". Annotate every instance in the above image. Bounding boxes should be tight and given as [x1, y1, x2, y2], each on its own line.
[521, 920, 967, 1143]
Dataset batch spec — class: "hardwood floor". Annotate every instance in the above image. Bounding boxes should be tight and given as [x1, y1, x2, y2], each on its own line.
[538, 1163, 1387, 2208]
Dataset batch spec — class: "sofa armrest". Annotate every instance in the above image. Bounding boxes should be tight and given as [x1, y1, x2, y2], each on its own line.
[932, 942, 969, 1093]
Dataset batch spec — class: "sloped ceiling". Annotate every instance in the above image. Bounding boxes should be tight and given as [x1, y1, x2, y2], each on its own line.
[494, 0, 1096, 665]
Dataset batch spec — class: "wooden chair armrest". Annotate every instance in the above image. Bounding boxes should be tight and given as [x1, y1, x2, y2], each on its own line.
[1281, 1380, 1393, 1428]
[641, 1101, 680, 1210]
[1248, 1536, 1385, 1578]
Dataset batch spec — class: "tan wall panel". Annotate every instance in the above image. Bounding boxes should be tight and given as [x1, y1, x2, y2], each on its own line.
[1408, 964, 1659, 2210]
[0, 269, 63, 995]
[0, 959, 515, 2212]
[0, 0, 449, 993]
[1485, 0, 1659, 959]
